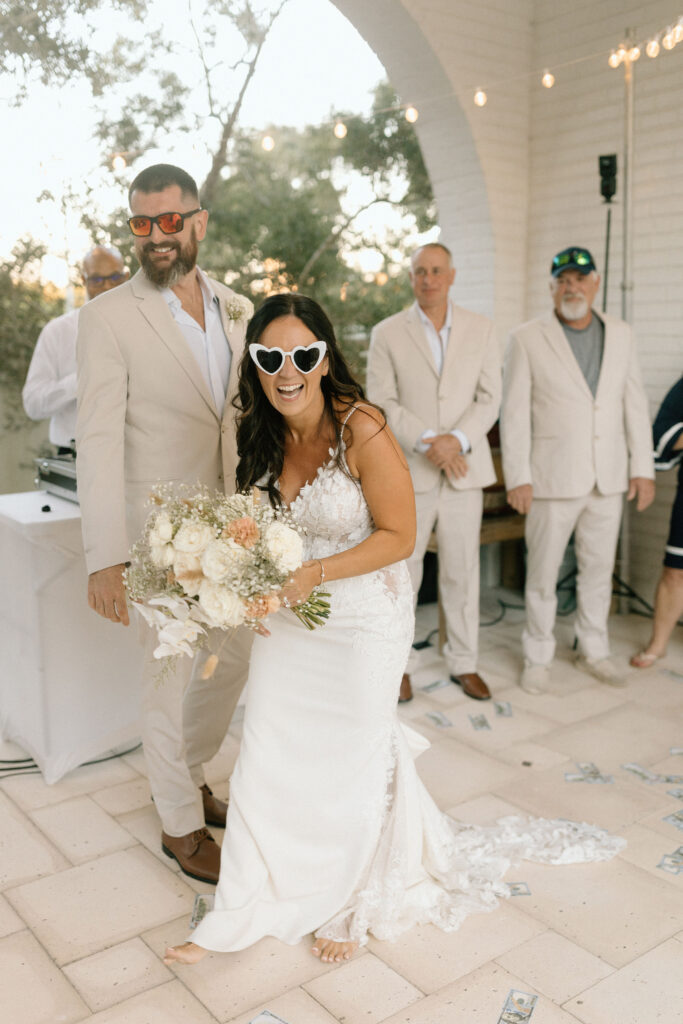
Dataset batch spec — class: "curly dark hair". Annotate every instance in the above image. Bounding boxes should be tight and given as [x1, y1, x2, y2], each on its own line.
[233, 293, 382, 505]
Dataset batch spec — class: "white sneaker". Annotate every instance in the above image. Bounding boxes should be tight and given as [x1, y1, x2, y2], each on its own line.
[575, 655, 626, 687]
[519, 661, 550, 694]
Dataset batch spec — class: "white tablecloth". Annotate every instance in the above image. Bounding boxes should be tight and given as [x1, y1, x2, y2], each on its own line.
[0, 491, 143, 783]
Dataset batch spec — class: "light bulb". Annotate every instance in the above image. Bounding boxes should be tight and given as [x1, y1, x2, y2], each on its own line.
[111, 154, 127, 172]
[405, 106, 419, 123]
[628, 45, 640, 61]
[646, 38, 660, 57]
[616, 44, 627, 60]
[608, 51, 621, 68]
[333, 121, 347, 139]
[674, 22, 683, 43]
[663, 30, 675, 50]
[376, 271, 388, 286]
[541, 69, 555, 88]
[261, 135, 275, 151]
[473, 89, 487, 107]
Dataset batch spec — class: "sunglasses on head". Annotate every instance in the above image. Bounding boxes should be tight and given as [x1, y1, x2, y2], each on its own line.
[552, 248, 593, 270]
[85, 272, 127, 285]
[127, 209, 202, 237]
[249, 341, 327, 375]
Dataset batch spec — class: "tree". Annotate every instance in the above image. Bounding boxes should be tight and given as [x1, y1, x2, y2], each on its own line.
[0, 238, 64, 430]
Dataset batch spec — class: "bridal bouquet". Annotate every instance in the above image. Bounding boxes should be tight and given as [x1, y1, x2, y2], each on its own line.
[125, 485, 330, 664]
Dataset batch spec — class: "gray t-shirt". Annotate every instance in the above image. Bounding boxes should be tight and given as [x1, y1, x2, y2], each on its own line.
[561, 313, 604, 397]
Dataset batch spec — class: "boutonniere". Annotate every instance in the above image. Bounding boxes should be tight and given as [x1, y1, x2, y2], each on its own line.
[224, 295, 252, 333]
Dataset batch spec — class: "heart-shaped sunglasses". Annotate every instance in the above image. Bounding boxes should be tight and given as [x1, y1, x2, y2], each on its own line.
[249, 340, 327, 376]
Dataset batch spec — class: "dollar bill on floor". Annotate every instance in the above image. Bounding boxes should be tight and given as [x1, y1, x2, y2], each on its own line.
[495, 701, 513, 717]
[469, 713, 491, 731]
[622, 762, 660, 784]
[190, 893, 214, 929]
[570, 761, 614, 784]
[663, 810, 683, 832]
[421, 678, 451, 693]
[662, 774, 683, 784]
[425, 710, 453, 728]
[670, 747, 683, 756]
[248, 1013, 291, 1024]
[497, 988, 538, 1023]
[508, 882, 531, 896]
[667, 788, 683, 801]
[657, 848, 683, 875]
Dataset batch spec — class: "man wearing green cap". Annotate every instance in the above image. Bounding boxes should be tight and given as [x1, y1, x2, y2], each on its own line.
[500, 246, 654, 693]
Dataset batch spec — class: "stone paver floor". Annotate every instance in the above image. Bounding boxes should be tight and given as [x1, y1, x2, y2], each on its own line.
[2, 594, 683, 1024]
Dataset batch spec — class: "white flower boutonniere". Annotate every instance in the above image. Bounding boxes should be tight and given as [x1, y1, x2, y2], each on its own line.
[224, 295, 253, 334]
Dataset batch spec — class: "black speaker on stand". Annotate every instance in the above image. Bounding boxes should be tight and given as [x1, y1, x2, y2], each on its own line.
[599, 154, 617, 313]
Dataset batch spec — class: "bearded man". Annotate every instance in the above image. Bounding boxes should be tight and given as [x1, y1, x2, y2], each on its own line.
[76, 164, 253, 883]
[500, 246, 654, 694]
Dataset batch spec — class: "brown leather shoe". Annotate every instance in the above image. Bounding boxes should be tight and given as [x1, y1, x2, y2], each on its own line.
[201, 783, 228, 828]
[161, 827, 221, 884]
[399, 672, 413, 703]
[449, 672, 491, 701]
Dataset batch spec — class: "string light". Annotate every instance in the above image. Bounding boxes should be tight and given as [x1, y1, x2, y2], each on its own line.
[404, 106, 419, 123]
[541, 69, 555, 88]
[473, 89, 487, 107]
[261, 134, 275, 151]
[333, 121, 347, 139]
[608, 50, 621, 68]
[663, 28, 676, 50]
[628, 45, 640, 61]
[111, 154, 127, 171]
[675, 19, 683, 43]
[646, 38, 660, 57]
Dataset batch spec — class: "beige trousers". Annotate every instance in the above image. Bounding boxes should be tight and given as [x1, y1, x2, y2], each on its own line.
[407, 481, 483, 675]
[139, 622, 253, 836]
[523, 490, 623, 666]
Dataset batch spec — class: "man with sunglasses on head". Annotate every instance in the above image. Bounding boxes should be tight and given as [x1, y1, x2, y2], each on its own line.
[76, 164, 254, 884]
[23, 245, 128, 453]
[501, 246, 654, 694]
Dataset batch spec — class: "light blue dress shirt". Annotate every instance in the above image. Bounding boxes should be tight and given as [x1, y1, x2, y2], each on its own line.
[414, 302, 470, 455]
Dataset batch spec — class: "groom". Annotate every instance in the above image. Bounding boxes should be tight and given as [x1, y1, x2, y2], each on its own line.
[76, 163, 253, 883]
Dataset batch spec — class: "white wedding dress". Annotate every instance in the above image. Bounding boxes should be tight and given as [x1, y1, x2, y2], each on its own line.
[191, 413, 625, 952]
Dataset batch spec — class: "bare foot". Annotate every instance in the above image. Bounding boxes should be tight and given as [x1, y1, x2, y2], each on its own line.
[629, 650, 663, 669]
[311, 937, 358, 963]
[163, 941, 207, 965]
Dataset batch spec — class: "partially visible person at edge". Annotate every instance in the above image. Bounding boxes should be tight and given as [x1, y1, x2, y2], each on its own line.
[631, 375, 683, 668]
[76, 163, 253, 885]
[501, 245, 655, 695]
[162, 292, 625, 971]
[367, 242, 501, 705]
[23, 246, 128, 453]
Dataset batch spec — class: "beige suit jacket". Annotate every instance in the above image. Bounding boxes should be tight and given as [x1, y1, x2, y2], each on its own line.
[367, 302, 501, 493]
[76, 269, 252, 574]
[500, 310, 654, 499]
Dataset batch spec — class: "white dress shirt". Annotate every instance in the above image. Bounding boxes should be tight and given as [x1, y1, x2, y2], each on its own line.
[161, 268, 230, 413]
[414, 302, 470, 454]
[23, 307, 80, 446]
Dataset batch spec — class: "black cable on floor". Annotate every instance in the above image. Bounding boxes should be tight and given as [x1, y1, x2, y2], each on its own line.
[0, 742, 142, 780]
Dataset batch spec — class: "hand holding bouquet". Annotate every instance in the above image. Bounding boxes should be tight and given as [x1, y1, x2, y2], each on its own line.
[125, 485, 330, 663]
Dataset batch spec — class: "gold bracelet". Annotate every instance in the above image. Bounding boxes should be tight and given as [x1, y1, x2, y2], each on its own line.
[317, 559, 325, 586]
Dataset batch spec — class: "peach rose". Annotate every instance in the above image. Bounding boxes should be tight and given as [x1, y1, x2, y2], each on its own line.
[244, 593, 281, 619]
[225, 516, 260, 549]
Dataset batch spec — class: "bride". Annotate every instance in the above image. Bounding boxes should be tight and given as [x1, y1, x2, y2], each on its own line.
[164, 293, 624, 967]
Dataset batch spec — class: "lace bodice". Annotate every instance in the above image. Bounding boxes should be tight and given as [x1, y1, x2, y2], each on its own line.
[290, 448, 374, 561]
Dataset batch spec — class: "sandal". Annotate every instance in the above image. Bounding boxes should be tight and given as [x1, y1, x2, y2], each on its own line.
[629, 651, 661, 669]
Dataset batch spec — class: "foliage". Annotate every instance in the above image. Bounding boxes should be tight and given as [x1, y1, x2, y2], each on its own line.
[0, 238, 64, 430]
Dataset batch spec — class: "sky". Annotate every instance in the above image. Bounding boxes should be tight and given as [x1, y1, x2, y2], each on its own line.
[1, 0, 393, 286]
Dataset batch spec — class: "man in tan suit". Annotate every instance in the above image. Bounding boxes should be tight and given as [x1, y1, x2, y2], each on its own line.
[368, 243, 501, 702]
[77, 164, 253, 882]
[501, 246, 654, 694]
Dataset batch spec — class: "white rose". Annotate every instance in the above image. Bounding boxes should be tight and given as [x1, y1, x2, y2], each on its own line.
[149, 512, 173, 545]
[264, 521, 303, 573]
[200, 538, 250, 582]
[173, 551, 204, 597]
[173, 520, 215, 555]
[150, 542, 175, 568]
[198, 580, 246, 627]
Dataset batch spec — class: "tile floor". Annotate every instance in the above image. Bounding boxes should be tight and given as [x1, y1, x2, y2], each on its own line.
[2, 594, 683, 1024]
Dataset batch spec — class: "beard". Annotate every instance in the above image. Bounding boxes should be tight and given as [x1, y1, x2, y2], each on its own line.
[559, 295, 589, 321]
[140, 227, 199, 288]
